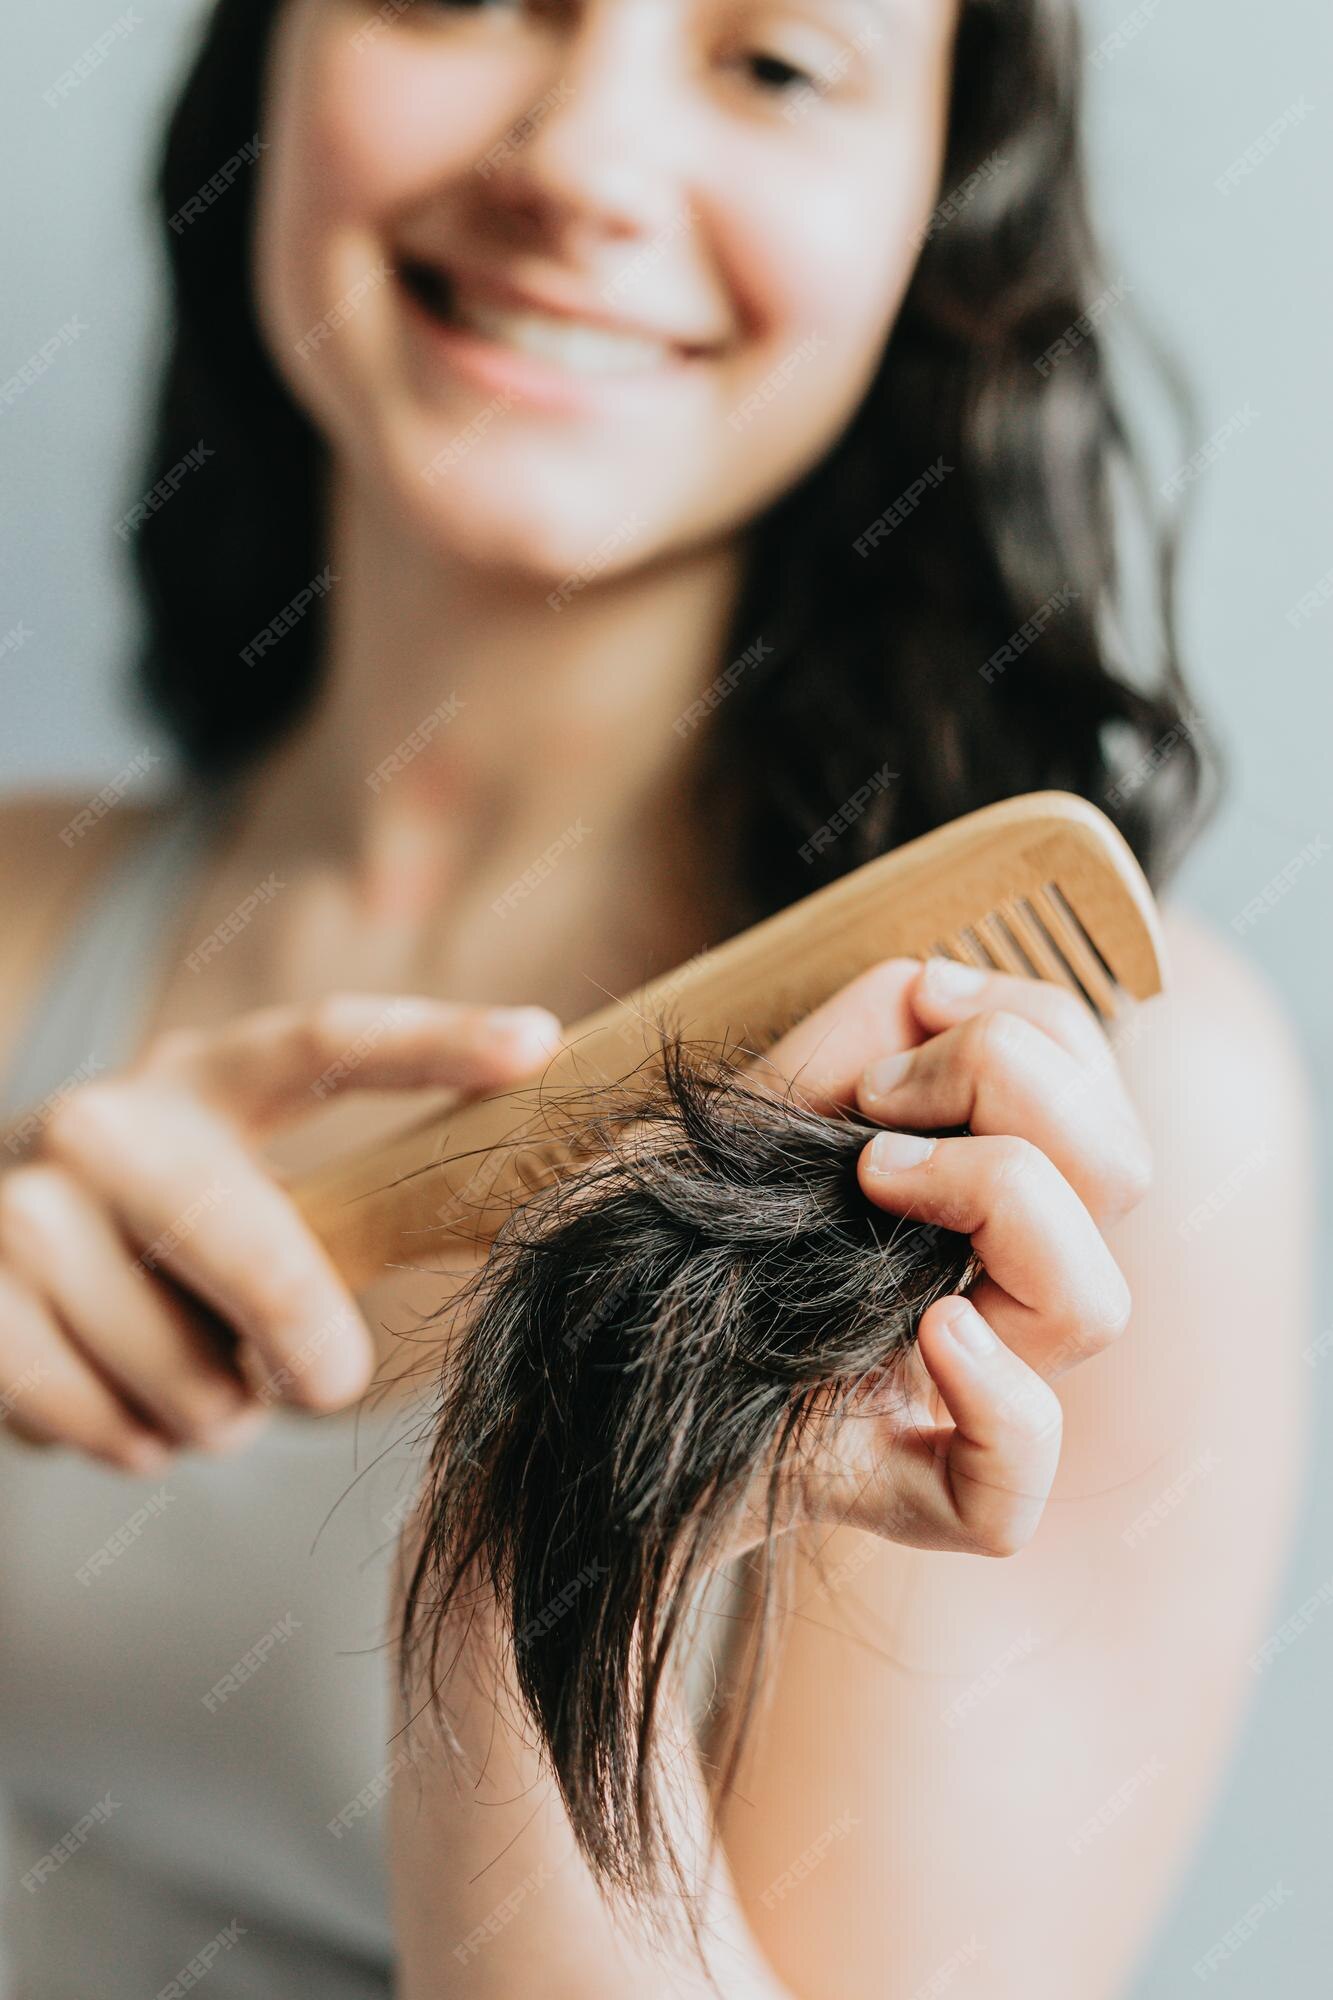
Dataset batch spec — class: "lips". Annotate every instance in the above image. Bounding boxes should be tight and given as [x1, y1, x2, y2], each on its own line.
[395, 255, 726, 359]
[392, 250, 737, 416]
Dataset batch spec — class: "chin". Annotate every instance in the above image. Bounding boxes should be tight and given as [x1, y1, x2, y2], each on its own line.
[372, 407, 654, 595]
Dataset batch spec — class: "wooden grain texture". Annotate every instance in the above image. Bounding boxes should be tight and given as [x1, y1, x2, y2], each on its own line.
[287, 790, 1168, 1290]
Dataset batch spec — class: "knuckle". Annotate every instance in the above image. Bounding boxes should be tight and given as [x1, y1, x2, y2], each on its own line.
[976, 1513, 1038, 1560]
[1027, 980, 1100, 1057]
[995, 1373, 1064, 1443]
[866, 957, 920, 991]
[444, 1004, 494, 1051]
[251, 1002, 321, 1076]
[454, 1001, 491, 1032]
[969, 1008, 1035, 1072]
[1043, 982, 1092, 1040]
[1044, 1327, 1095, 1375]
[0, 1166, 69, 1263]
[858, 959, 922, 1014]
[1048, 1313, 1102, 1368]
[303, 994, 364, 1059]
[41, 1082, 133, 1163]
[987, 1132, 1045, 1195]
[1068, 1263, 1134, 1354]
[285, 1007, 334, 1073]
[1051, 1279, 1130, 1364]
[135, 1025, 203, 1078]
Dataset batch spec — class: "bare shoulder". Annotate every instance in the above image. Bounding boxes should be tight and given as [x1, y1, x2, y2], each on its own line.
[1103, 897, 1316, 1343]
[0, 786, 158, 857]
[1120, 896, 1315, 1133]
[0, 785, 163, 915]
[0, 789, 165, 1071]
[1043, 891, 1318, 1547]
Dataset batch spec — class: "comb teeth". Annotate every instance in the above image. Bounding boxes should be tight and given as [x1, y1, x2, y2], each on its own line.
[933, 882, 1123, 1023]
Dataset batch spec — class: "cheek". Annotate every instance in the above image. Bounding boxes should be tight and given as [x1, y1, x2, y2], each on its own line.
[726, 101, 943, 370]
[304, 39, 518, 213]
[256, 19, 527, 362]
[710, 138, 933, 471]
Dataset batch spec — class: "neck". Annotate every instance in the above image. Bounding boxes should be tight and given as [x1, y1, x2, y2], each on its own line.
[237, 468, 749, 931]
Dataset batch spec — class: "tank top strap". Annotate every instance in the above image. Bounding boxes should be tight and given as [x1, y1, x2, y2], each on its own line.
[0, 777, 241, 1122]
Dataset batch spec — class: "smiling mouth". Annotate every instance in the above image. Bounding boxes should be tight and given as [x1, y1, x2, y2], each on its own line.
[396, 257, 720, 379]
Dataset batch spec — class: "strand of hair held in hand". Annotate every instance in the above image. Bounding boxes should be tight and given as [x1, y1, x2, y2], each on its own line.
[395, 1030, 979, 1929]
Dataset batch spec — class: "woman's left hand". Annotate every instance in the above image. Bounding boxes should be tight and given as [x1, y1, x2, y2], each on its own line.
[739, 953, 1154, 1560]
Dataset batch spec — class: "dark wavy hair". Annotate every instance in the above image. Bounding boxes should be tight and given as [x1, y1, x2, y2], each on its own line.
[394, 1036, 982, 1946]
[129, 0, 1226, 1954]
[132, 0, 1222, 922]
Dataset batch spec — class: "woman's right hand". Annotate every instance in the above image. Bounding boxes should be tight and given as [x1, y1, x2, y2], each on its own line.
[0, 995, 563, 1475]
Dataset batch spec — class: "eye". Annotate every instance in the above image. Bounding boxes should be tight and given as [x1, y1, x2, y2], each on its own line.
[739, 48, 821, 94]
[402, 5, 826, 98]
[408, 0, 526, 14]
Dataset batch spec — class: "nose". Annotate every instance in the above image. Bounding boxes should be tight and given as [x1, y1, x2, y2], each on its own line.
[477, 8, 686, 253]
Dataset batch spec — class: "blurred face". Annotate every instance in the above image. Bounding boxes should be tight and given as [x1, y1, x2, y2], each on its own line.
[255, 0, 959, 585]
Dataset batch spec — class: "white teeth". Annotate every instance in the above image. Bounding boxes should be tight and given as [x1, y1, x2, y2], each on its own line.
[449, 296, 679, 375]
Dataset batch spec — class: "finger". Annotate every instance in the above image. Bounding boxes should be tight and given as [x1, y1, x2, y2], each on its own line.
[140, 997, 566, 1136]
[882, 1294, 1063, 1556]
[42, 1086, 374, 1410]
[0, 1266, 174, 1475]
[750, 959, 928, 1113]
[855, 1010, 1152, 1222]
[908, 956, 1120, 1070]
[0, 1163, 266, 1451]
[857, 1130, 1132, 1375]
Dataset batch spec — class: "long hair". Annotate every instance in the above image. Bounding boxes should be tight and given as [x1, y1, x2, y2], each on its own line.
[128, 0, 1225, 1946]
[132, 0, 1221, 914]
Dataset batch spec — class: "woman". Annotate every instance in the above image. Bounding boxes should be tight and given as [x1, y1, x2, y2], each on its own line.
[0, 0, 1313, 1994]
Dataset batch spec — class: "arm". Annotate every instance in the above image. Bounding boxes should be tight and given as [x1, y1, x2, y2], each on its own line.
[382, 947, 1156, 1994]
[709, 905, 1315, 1998]
[386, 1565, 794, 2000]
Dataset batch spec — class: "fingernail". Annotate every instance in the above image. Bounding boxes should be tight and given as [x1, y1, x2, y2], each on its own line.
[945, 1297, 997, 1357]
[922, 958, 986, 998]
[867, 1130, 937, 1173]
[861, 1050, 914, 1104]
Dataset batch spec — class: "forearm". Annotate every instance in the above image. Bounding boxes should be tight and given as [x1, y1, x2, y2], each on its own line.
[387, 1577, 792, 2000]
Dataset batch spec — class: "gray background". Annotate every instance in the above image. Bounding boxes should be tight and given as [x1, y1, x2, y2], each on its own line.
[1, 0, 1330, 1987]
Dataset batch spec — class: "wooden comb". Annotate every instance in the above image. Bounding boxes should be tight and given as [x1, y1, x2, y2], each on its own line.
[289, 789, 1167, 1290]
